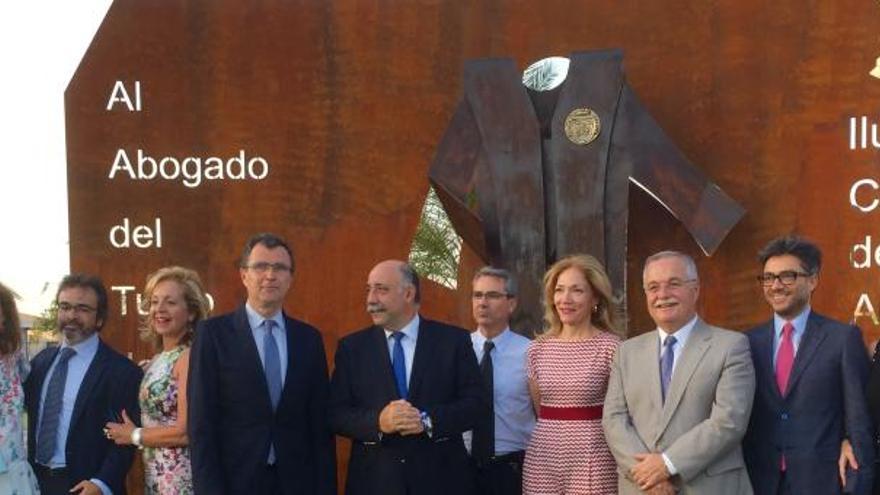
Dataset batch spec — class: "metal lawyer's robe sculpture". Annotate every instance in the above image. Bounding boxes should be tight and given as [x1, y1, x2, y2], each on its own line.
[429, 49, 745, 334]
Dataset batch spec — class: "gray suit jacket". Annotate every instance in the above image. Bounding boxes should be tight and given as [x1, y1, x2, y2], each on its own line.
[603, 318, 756, 494]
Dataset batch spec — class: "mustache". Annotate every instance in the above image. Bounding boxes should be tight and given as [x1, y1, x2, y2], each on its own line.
[367, 303, 386, 314]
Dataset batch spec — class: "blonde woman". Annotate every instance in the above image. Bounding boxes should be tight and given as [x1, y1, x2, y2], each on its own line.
[522, 255, 621, 494]
[105, 267, 209, 495]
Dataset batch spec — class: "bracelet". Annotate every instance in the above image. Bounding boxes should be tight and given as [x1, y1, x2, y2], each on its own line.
[131, 428, 144, 450]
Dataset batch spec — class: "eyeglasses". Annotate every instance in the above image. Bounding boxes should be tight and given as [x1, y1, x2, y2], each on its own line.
[757, 270, 812, 287]
[244, 262, 292, 274]
[472, 291, 511, 301]
[57, 302, 97, 314]
[643, 278, 696, 295]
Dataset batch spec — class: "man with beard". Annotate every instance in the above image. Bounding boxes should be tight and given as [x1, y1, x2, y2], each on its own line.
[744, 236, 874, 494]
[329, 260, 486, 495]
[25, 274, 142, 495]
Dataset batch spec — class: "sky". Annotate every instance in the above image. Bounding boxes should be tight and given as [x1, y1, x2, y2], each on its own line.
[0, 1, 112, 315]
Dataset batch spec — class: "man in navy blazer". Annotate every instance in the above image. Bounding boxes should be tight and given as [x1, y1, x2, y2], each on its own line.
[188, 233, 335, 495]
[744, 236, 874, 494]
[25, 274, 142, 495]
[329, 260, 486, 495]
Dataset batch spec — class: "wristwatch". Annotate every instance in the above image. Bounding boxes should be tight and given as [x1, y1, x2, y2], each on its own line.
[420, 411, 433, 438]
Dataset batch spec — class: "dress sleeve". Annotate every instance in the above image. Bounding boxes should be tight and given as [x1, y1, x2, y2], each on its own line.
[526, 340, 539, 380]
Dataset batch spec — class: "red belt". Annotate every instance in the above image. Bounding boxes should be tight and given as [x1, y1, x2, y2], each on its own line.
[539, 405, 603, 420]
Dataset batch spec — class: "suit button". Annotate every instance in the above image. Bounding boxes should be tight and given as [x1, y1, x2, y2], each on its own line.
[400, 458, 406, 464]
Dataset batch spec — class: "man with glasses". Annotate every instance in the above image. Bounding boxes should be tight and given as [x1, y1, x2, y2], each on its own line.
[744, 235, 874, 494]
[25, 274, 142, 495]
[466, 267, 534, 495]
[188, 233, 335, 495]
[603, 251, 755, 494]
[328, 259, 485, 495]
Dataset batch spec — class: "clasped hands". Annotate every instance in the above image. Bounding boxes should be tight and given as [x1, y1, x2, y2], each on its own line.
[630, 452, 675, 494]
[379, 399, 424, 436]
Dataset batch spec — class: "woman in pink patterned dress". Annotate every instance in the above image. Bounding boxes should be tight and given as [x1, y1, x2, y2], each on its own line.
[523, 254, 621, 494]
[105, 266, 210, 495]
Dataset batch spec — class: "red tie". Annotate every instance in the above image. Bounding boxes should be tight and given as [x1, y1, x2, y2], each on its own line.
[776, 322, 795, 395]
[775, 322, 795, 471]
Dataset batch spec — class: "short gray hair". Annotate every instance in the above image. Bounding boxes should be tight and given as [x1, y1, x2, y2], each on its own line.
[398, 263, 421, 304]
[643, 251, 698, 281]
[473, 266, 518, 297]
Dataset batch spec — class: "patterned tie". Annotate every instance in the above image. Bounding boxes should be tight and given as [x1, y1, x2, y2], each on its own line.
[775, 322, 795, 395]
[263, 320, 282, 410]
[660, 335, 677, 403]
[391, 332, 408, 399]
[472, 340, 495, 460]
[36, 347, 76, 465]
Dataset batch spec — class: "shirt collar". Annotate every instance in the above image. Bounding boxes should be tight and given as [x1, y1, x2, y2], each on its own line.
[657, 314, 699, 348]
[62, 331, 100, 358]
[245, 303, 284, 331]
[384, 314, 420, 342]
[774, 305, 811, 337]
[474, 326, 511, 351]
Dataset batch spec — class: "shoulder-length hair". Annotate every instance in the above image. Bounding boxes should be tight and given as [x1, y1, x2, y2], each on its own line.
[139, 266, 210, 352]
[0, 282, 21, 356]
[538, 254, 621, 338]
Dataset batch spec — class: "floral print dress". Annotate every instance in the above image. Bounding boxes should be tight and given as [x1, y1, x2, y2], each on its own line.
[141, 345, 192, 495]
[0, 351, 39, 495]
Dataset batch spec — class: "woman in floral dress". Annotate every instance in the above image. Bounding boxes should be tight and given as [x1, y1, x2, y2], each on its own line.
[106, 266, 209, 494]
[0, 282, 39, 495]
[523, 254, 622, 495]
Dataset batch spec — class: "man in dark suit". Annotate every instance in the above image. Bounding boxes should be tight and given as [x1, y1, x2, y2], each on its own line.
[25, 274, 142, 495]
[188, 233, 335, 495]
[329, 260, 486, 495]
[744, 235, 874, 494]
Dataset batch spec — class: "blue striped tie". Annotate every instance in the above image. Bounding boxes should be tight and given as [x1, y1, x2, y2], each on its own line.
[36, 347, 76, 465]
[660, 335, 677, 403]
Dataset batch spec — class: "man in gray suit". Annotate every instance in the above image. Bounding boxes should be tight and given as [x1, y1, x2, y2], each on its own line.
[603, 251, 756, 494]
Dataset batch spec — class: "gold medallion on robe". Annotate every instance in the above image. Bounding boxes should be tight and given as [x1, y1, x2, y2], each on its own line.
[564, 108, 601, 145]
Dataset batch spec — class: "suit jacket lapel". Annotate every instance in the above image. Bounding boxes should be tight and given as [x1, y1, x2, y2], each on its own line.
[233, 306, 273, 412]
[278, 315, 299, 413]
[32, 346, 59, 424]
[70, 340, 110, 429]
[785, 312, 827, 397]
[370, 326, 399, 401]
[658, 320, 711, 436]
[408, 317, 433, 401]
[753, 321, 782, 402]
[636, 334, 665, 446]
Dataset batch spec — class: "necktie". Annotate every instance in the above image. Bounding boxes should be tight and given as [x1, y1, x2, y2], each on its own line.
[660, 335, 677, 403]
[391, 332, 408, 399]
[775, 322, 795, 395]
[263, 320, 282, 465]
[472, 340, 495, 460]
[36, 347, 76, 465]
[263, 320, 282, 410]
[776, 322, 794, 471]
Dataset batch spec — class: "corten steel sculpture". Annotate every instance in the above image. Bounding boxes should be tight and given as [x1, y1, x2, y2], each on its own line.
[429, 49, 745, 334]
